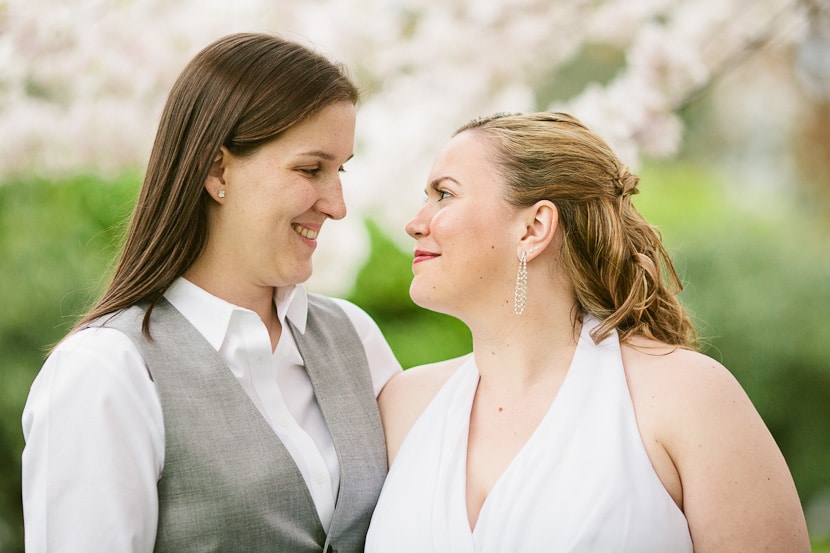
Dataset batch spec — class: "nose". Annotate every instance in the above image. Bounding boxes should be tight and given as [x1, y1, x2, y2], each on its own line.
[317, 174, 347, 220]
[406, 204, 430, 238]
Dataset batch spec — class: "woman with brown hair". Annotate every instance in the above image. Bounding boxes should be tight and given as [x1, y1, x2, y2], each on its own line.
[366, 112, 809, 552]
[22, 33, 400, 553]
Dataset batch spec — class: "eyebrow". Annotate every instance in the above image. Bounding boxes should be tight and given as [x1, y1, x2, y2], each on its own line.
[298, 151, 355, 163]
[425, 176, 460, 193]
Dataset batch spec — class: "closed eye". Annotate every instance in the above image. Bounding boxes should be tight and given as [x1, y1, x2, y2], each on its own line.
[299, 164, 347, 177]
[299, 166, 322, 176]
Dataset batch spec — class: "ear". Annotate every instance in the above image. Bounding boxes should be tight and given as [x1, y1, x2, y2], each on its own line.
[204, 146, 229, 201]
[517, 200, 558, 261]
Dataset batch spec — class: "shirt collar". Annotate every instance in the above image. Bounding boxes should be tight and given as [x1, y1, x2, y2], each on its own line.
[163, 278, 310, 350]
[275, 283, 309, 334]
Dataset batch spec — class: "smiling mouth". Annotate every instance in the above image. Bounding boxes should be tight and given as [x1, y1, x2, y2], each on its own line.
[293, 224, 318, 240]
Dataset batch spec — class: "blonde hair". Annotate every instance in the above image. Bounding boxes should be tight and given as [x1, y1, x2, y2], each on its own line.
[456, 112, 696, 347]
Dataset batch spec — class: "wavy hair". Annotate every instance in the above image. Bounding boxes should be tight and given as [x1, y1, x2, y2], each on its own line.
[71, 33, 359, 338]
[456, 112, 696, 347]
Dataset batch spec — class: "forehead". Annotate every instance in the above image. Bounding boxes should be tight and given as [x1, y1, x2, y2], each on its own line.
[428, 130, 501, 186]
[275, 101, 356, 152]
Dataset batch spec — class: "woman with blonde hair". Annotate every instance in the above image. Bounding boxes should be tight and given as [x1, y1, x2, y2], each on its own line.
[366, 112, 809, 552]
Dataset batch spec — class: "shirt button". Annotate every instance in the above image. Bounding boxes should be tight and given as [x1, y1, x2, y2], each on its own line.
[276, 416, 290, 429]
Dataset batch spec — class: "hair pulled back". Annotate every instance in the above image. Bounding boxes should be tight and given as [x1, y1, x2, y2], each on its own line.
[456, 112, 696, 347]
[73, 33, 359, 337]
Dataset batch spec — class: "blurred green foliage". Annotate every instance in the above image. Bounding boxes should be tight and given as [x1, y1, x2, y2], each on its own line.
[0, 173, 138, 552]
[635, 162, 830, 520]
[0, 163, 828, 551]
[347, 219, 472, 367]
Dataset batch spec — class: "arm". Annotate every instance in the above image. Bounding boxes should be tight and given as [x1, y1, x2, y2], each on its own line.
[644, 349, 810, 552]
[330, 298, 402, 397]
[377, 355, 470, 465]
[22, 328, 164, 553]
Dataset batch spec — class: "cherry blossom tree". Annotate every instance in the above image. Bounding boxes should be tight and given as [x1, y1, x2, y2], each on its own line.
[0, 0, 820, 292]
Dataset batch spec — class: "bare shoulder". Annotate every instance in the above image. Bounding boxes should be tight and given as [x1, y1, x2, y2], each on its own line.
[620, 337, 770, 449]
[621, 336, 810, 552]
[381, 355, 470, 404]
[621, 337, 738, 403]
[621, 336, 771, 474]
[378, 353, 471, 464]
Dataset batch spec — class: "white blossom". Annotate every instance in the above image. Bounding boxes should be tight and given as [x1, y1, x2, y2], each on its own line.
[0, 0, 815, 293]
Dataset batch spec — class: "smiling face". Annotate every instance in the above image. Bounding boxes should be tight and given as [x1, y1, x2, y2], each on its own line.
[406, 130, 526, 320]
[196, 101, 356, 300]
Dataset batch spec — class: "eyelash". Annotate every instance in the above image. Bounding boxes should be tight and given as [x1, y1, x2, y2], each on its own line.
[300, 166, 346, 176]
[423, 188, 452, 203]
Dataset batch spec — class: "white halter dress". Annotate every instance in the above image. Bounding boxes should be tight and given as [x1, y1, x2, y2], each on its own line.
[365, 317, 693, 553]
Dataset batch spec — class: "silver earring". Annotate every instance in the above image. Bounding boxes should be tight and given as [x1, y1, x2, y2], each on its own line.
[514, 250, 528, 315]
[217, 190, 225, 198]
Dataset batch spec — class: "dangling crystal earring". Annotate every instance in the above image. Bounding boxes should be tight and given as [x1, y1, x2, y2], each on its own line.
[514, 250, 528, 315]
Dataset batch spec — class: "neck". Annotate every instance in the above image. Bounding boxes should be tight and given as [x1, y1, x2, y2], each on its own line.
[183, 268, 279, 333]
[466, 297, 581, 391]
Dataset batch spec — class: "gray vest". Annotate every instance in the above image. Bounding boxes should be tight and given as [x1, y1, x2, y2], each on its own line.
[104, 295, 387, 553]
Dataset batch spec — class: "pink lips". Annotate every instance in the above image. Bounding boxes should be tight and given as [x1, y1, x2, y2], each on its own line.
[413, 249, 439, 264]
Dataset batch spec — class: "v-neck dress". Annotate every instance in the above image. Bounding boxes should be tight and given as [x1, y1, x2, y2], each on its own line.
[365, 317, 693, 553]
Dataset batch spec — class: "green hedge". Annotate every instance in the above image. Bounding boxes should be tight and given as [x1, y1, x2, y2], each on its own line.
[1, 164, 828, 551]
[0, 173, 138, 551]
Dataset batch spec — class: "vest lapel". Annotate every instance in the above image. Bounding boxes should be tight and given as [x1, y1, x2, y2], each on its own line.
[104, 300, 327, 552]
[288, 295, 387, 551]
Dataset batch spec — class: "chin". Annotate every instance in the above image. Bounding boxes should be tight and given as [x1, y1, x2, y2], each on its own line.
[409, 283, 448, 315]
[409, 286, 427, 308]
[282, 265, 313, 287]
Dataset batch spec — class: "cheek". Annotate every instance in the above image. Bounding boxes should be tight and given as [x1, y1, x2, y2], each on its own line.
[429, 210, 453, 239]
[429, 213, 468, 265]
[287, 181, 318, 207]
[430, 207, 484, 242]
[431, 207, 502, 252]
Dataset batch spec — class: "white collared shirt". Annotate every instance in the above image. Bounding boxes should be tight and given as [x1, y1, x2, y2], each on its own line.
[21, 278, 402, 553]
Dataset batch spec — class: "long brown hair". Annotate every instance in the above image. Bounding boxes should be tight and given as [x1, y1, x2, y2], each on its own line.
[456, 112, 696, 347]
[72, 33, 359, 338]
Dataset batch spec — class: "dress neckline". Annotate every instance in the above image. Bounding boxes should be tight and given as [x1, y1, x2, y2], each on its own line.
[458, 316, 595, 536]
